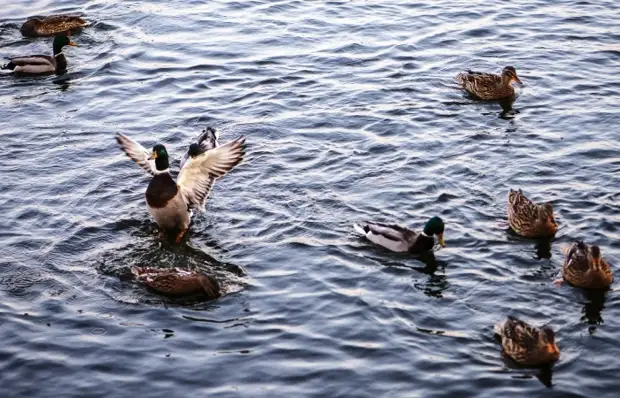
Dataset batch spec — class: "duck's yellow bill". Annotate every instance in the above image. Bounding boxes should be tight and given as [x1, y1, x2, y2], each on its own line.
[148, 152, 158, 160]
[68, 41, 78, 46]
[513, 75, 522, 84]
[438, 233, 446, 247]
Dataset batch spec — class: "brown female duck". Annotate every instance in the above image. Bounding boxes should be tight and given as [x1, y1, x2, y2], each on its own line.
[21, 15, 86, 38]
[507, 189, 557, 238]
[131, 266, 221, 299]
[495, 316, 560, 366]
[456, 66, 522, 100]
[563, 241, 613, 289]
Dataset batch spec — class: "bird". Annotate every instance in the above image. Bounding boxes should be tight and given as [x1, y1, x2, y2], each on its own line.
[131, 266, 221, 298]
[456, 66, 522, 100]
[180, 126, 220, 170]
[353, 216, 445, 253]
[507, 189, 557, 238]
[20, 15, 87, 38]
[2, 32, 77, 75]
[494, 316, 560, 366]
[115, 132, 246, 243]
[562, 241, 613, 289]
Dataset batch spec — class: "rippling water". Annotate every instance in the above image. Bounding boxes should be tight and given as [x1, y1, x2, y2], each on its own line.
[1, 0, 620, 396]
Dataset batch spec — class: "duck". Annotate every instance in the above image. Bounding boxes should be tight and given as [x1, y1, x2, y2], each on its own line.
[131, 266, 221, 298]
[456, 66, 522, 100]
[494, 316, 560, 366]
[507, 189, 557, 238]
[562, 241, 613, 289]
[116, 132, 246, 243]
[21, 15, 87, 38]
[2, 33, 77, 75]
[353, 216, 445, 253]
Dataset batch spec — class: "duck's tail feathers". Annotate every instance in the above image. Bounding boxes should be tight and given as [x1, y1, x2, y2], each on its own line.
[493, 321, 505, 336]
[1, 61, 15, 70]
[353, 223, 369, 235]
[130, 266, 146, 276]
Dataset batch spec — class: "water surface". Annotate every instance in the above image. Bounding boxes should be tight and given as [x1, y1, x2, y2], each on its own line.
[1, 0, 620, 396]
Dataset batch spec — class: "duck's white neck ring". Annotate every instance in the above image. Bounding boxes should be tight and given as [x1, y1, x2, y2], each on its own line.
[154, 168, 170, 174]
[54, 52, 64, 58]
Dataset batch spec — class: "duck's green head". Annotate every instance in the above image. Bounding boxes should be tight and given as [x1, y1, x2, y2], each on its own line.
[423, 216, 445, 247]
[53, 33, 77, 54]
[149, 144, 170, 171]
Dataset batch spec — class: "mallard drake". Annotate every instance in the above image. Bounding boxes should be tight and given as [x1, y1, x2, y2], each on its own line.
[507, 189, 557, 238]
[2, 33, 77, 75]
[131, 266, 221, 298]
[116, 132, 246, 243]
[456, 66, 522, 100]
[494, 316, 560, 366]
[353, 216, 445, 253]
[563, 241, 613, 289]
[21, 15, 87, 38]
[180, 126, 219, 169]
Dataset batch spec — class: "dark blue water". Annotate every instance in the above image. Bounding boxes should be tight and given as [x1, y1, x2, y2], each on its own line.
[1, 0, 620, 396]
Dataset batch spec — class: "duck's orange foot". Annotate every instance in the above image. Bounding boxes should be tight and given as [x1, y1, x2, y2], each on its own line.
[553, 278, 564, 287]
[175, 228, 187, 244]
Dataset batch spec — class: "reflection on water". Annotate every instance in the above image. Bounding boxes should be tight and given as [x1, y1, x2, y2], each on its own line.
[499, 96, 518, 119]
[581, 288, 608, 330]
[534, 238, 553, 260]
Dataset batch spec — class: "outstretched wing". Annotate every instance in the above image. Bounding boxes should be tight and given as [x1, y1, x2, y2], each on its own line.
[115, 133, 156, 175]
[177, 136, 246, 210]
[180, 127, 220, 170]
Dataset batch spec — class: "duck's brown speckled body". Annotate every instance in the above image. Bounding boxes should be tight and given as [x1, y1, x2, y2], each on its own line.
[456, 66, 522, 100]
[21, 15, 87, 38]
[495, 316, 560, 366]
[507, 189, 557, 238]
[131, 266, 221, 298]
[563, 241, 613, 289]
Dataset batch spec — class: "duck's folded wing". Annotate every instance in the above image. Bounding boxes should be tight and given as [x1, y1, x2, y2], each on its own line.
[115, 134, 156, 175]
[355, 222, 414, 252]
[508, 189, 538, 219]
[501, 316, 538, 347]
[43, 15, 87, 25]
[177, 136, 246, 210]
[9, 55, 53, 66]
[456, 70, 501, 88]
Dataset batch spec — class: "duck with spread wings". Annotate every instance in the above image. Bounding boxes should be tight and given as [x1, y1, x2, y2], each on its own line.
[116, 131, 246, 243]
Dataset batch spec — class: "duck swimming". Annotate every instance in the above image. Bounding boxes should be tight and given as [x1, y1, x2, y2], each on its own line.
[353, 216, 445, 254]
[507, 189, 557, 238]
[495, 316, 560, 366]
[562, 241, 613, 289]
[131, 266, 221, 298]
[116, 132, 246, 243]
[2, 33, 77, 75]
[21, 15, 87, 38]
[456, 66, 522, 100]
